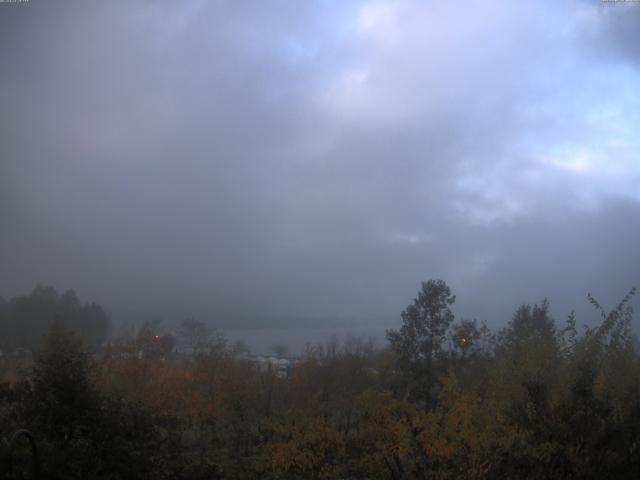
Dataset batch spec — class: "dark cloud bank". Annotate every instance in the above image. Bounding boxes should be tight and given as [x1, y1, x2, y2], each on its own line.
[1, 0, 639, 335]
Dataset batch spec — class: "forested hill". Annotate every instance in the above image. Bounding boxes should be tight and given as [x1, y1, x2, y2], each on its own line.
[0, 285, 108, 352]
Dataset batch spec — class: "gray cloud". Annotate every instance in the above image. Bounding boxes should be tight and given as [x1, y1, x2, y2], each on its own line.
[1, 0, 639, 329]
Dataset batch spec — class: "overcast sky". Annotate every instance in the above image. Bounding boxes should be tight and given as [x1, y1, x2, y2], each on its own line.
[1, 0, 639, 329]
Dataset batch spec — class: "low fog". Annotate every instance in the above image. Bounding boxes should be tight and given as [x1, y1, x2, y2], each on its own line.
[1, 0, 639, 334]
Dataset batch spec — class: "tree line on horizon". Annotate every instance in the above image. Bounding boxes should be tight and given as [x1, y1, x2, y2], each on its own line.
[0, 280, 639, 479]
[0, 285, 108, 352]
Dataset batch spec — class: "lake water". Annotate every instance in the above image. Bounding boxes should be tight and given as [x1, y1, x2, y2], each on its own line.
[221, 325, 391, 355]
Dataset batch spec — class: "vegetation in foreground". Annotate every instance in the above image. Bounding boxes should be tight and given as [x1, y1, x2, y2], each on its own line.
[0, 280, 639, 479]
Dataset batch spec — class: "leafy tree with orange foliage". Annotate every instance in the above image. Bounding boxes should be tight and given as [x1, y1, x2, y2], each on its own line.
[259, 413, 346, 480]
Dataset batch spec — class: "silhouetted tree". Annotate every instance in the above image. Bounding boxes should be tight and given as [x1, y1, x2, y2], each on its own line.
[387, 279, 455, 403]
[271, 343, 289, 359]
[498, 299, 556, 351]
[23, 321, 101, 478]
[28, 321, 99, 439]
[178, 318, 213, 355]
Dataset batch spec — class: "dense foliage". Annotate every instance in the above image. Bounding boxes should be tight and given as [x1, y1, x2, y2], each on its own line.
[0, 281, 639, 479]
